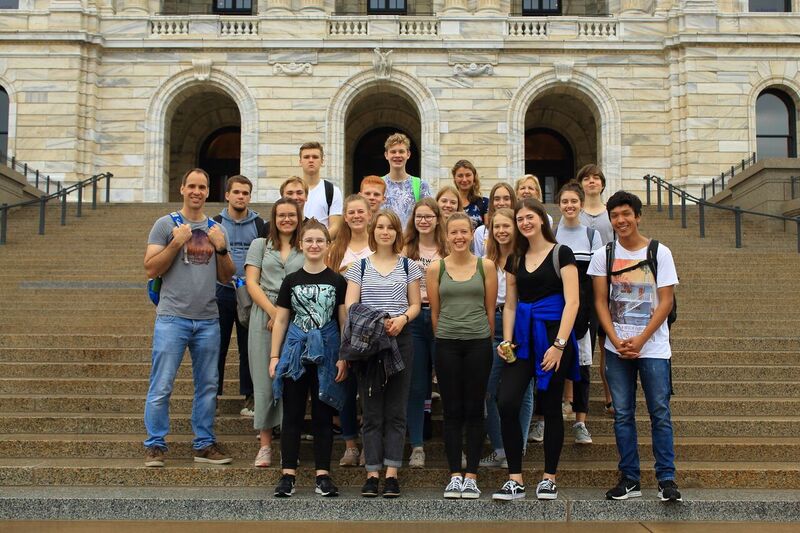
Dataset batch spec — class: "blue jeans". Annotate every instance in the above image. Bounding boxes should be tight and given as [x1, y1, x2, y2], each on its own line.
[407, 307, 435, 448]
[605, 350, 676, 482]
[485, 310, 534, 451]
[144, 315, 220, 450]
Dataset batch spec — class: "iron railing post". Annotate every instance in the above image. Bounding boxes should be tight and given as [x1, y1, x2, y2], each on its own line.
[24, 163, 28, 179]
[680, 190, 687, 228]
[92, 177, 98, 210]
[668, 183, 674, 220]
[0, 204, 7, 245]
[38, 196, 46, 236]
[702, 183, 707, 200]
[698, 200, 705, 238]
[734, 207, 742, 248]
[76, 184, 83, 218]
[46, 176, 50, 195]
[35, 169, 39, 189]
[61, 189, 67, 226]
[105, 173, 111, 203]
[657, 180, 662, 212]
[645, 176, 651, 206]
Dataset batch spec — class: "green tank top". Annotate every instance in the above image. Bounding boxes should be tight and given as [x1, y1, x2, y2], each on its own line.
[436, 258, 491, 340]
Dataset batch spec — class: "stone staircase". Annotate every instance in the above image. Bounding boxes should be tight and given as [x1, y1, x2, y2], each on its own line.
[1, 201, 799, 522]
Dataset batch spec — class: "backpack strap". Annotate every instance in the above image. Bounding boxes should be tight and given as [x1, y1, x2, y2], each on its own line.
[324, 180, 334, 213]
[360, 258, 367, 282]
[403, 256, 410, 277]
[254, 217, 267, 239]
[212, 214, 223, 224]
[605, 241, 616, 279]
[476, 257, 485, 281]
[411, 176, 421, 202]
[438, 258, 446, 284]
[169, 211, 183, 226]
[587, 227, 597, 250]
[551, 244, 562, 279]
[647, 239, 659, 283]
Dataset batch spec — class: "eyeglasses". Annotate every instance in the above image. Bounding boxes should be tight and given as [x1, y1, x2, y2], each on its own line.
[415, 215, 435, 221]
[276, 213, 297, 220]
[302, 238, 327, 246]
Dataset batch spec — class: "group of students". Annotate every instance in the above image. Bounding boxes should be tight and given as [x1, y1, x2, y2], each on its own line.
[143, 131, 681, 504]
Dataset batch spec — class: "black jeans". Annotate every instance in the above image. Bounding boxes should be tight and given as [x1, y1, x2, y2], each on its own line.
[280, 365, 336, 471]
[359, 329, 413, 472]
[216, 285, 254, 397]
[434, 337, 492, 474]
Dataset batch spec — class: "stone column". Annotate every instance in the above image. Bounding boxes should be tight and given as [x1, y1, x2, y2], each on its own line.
[619, 0, 654, 14]
[476, 0, 502, 13]
[442, 0, 470, 12]
[118, 0, 150, 12]
[260, 0, 292, 13]
[299, 0, 325, 10]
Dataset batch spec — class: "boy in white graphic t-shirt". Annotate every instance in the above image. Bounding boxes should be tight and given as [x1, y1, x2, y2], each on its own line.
[587, 190, 682, 503]
[298, 142, 343, 238]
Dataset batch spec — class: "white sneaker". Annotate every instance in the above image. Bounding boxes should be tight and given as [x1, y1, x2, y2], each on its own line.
[479, 451, 508, 468]
[460, 477, 481, 499]
[536, 479, 558, 500]
[444, 476, 463, 499]
[492, 479, 526, 501]
[409, 446, 425, 468]
[573, 422, 593, 444]
[528, 420, 544, 443]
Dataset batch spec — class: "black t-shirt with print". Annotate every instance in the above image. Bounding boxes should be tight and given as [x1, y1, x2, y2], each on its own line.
[505, 245, 576, 303]
[276, 267, 347, 332]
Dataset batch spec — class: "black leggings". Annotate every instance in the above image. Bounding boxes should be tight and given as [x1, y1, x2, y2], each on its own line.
[434, 337, 493, 474]
[280, 365, 336, 471]
[498, 357, 567, 476]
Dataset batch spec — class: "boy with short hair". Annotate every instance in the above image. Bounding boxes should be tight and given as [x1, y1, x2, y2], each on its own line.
[359, 175, 386, 215]
[587, 190, 681, 503]
[381, 133, 431, 226]
[298, 142, 343, 238]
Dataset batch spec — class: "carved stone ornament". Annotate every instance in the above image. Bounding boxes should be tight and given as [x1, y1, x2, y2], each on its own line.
[192, 59, 213, 81]
[373, 47, 393, 80]
[554, 60, 574, 83]
[454, 63, 494, 77]
[273, 62, 313, 76]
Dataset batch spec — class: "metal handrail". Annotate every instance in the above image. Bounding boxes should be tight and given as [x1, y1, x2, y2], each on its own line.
[0, 172, 113, 245]
[0, 150, 63, 195]
[643, 174, 800, 253]
[701, 152, 756, 200]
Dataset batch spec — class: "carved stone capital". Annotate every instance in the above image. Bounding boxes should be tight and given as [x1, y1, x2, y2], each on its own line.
[554, 60, 574, 82]
[192, 59, 213, 81]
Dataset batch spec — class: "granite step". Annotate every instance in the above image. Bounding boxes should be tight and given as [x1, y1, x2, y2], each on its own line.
[2, 433, 798, 463]
[0, 377, 791, 398]
[0, 458, 797, 489]
[2, 486, 799, 522]
[0, 413, 797, 437]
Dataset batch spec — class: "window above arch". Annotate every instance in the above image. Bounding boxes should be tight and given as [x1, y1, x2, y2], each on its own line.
[756, 89, 797, 159]
[212, 0, 253, 14]
[368, 0, 407, 14]
[749, 0, 791, 12]
[0, 1, 19, 8]
[523, 0, 561, 15]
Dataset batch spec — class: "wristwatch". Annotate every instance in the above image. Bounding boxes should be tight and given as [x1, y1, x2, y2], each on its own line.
[553, 337, 567, 350]
[215, 248, 228, 255]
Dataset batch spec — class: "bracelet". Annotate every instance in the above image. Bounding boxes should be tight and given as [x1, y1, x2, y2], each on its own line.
[552, 344, 565, 351]
[270, 356, 279, 360]
[402, 313, 410, 323]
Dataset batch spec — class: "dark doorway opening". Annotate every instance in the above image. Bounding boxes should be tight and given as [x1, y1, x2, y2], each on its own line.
[352, 127, 420, 192]
[199, 126, 241, 202]
[524, 128, 574, 203]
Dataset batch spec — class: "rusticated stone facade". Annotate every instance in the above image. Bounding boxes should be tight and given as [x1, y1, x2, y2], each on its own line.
[0, 0, 798, 202]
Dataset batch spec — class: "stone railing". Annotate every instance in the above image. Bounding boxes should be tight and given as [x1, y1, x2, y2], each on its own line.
[398, 17, 439, 36]
[149, 16, 259, 37]
[577, 19, 618, 39]
[150, 17, 190, 36]
[507, 18, 548, 38]
[328, 17, 369, 36]
[219, 18, 259, 36]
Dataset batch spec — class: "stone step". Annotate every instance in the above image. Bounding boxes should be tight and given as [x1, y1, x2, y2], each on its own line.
[2, 347, 796, 366]
[0, 377, 791, 398]
[2, 486, 799, 523]
[0, 458, 797, 489]
[0, 393, 792, 418]
[2, 433, 798, 463]
[0, 413, 797, 437]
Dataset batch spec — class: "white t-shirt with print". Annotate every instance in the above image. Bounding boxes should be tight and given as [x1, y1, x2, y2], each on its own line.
[304, 180, 343, 228]
[587, 240, 678, 359]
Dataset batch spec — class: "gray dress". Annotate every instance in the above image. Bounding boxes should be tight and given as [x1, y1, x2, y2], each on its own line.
[245, 238, 304, 431]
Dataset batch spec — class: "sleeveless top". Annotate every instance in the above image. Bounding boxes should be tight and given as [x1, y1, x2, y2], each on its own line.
[435, 258, 490, 340]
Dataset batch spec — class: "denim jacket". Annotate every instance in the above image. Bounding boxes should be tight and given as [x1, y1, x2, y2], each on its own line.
[272, 320, 345, 411]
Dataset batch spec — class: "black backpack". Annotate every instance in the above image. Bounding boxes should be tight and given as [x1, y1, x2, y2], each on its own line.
[605, 239, 677, 328]
[323, 179, 334, 213]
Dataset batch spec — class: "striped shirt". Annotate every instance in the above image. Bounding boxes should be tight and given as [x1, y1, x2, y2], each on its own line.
[345, 256, 422, 317]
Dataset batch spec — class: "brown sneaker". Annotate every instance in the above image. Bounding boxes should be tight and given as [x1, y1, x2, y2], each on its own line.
[144, 446, 166, 467]
[193, 443, 233, 464]
[339, 447, 360, 467]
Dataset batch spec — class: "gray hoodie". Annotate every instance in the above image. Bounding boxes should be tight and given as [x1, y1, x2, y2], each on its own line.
[216, 207, 263, 282]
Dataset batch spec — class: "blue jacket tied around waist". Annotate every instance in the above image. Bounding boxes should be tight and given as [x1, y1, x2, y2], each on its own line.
[513, 293, 581, 392]
[272, 320, 345, 412]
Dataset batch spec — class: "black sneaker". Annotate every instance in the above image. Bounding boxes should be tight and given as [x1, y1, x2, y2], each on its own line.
[274, 474, 295, 498]
[315, 475, 339, 497]
[535, 479, 558, 500]
[658, 480, 683, 502]
[361, 476, 380, 498]
[492, 479, 526, 501]
[382, 476, 400, 498]
[605, 476, 642, 500]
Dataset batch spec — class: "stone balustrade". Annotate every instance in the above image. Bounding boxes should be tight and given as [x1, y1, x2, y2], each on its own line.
[328, 17, 369, 36]
[398, 17, 439, 36]
[507, 18, 548, 37]
[149, 16, 260, 37]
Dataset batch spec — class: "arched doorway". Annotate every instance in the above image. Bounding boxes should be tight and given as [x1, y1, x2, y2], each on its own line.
[345, 90, 421, 193]
[199, 126, 241, 202]
[0, 86, 8, 156]
[525, 128, 574, 203]
[524, 87, 600, 202]
[167, 89, 241, 201]
[352, 126, 420, 192]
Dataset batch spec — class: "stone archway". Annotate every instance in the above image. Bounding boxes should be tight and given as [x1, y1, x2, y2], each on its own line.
[144, 67, 258, 202]
[508, 69, 621, 194]
[327, 69, 440, 193]
[0, 76, 17, 158]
